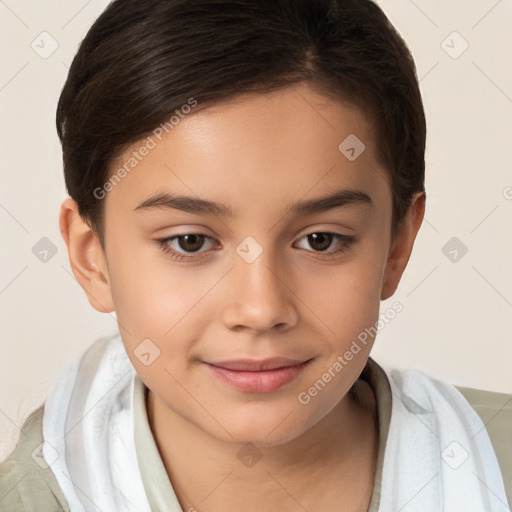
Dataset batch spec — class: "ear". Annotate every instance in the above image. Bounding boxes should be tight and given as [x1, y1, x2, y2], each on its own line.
[380, 191, 426, 300]
[59, 197, 115, 313]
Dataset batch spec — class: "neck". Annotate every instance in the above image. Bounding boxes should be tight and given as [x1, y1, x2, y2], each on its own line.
[147, 378, 378, 512]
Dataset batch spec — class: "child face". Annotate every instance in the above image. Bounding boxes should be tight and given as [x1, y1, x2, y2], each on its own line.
[66, 82, 422, 445]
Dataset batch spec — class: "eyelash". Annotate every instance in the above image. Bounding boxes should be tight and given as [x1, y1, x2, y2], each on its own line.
[156, 231, 356, 262]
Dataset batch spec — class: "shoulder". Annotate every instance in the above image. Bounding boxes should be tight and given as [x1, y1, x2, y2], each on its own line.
[454, 384, 512, 506]
[0, 404, 69, 511]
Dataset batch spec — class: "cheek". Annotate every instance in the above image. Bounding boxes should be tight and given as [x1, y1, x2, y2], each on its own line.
[301, 259, 384, 403]
[302, 244, 386, 336]
[106, 248, 216, 370]
[312, 284, 380, 353]
[106, 238, 198, 326]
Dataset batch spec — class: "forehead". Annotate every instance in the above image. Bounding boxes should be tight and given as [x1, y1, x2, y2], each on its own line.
[104, 83, 390, 220]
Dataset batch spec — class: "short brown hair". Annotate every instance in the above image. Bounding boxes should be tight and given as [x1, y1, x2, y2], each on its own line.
[56, 0, 426, 249]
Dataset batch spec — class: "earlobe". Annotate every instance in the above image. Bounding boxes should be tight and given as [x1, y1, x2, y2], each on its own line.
[59, 197, 115, 313]
[380, 192, 426, 301]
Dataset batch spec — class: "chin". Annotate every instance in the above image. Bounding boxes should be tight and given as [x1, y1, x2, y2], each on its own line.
[208, 408, 310, 448]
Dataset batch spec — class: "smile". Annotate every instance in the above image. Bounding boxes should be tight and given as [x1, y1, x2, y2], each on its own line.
[204, 358, 314, 393]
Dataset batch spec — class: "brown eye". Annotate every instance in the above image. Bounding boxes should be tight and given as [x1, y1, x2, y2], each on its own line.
[295, 231, 355, 258]
[157, 233, 217, 261]
[176, 234, 207, 252]
[306, 233, 333, 251]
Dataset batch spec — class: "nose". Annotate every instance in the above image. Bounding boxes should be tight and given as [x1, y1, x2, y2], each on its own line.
[220, 246, 299, 334]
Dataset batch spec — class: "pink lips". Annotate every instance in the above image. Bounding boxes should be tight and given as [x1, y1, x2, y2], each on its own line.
[205, 357, 312, 393]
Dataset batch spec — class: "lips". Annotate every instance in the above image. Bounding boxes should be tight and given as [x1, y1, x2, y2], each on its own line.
[207, 357, 310, 372]
[205, 357, 314, 393]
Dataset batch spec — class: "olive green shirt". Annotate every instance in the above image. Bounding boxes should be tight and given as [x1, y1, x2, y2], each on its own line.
[1, 358, 511, 511]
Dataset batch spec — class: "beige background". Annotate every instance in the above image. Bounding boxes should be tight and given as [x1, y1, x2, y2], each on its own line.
[1, 0, 511, 461]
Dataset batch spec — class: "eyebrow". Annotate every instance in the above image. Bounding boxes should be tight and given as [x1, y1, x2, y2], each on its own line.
[134, 188, 373, 217]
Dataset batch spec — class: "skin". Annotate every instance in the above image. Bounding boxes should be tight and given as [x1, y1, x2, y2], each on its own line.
[59, 82, 425, 511]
